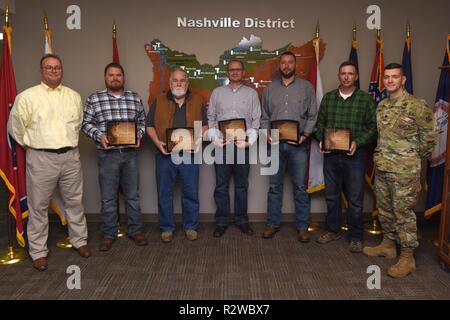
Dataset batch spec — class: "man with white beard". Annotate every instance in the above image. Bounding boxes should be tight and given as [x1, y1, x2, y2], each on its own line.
[146, 68, 208, 243]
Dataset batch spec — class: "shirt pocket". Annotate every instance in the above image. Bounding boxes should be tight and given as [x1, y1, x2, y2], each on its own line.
[392, 115, 415, 136]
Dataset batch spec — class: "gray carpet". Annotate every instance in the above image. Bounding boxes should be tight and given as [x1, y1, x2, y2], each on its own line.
[0, 220, 449, 300]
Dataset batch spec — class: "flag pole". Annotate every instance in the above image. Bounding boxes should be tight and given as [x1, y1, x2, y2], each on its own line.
[0, 4, 27, 266]
[307, 20, 321, 233]
[340, 22, 359, 233]
[365, 28, 383, 236]
[112, 19, 125, 237]
[42, 12, 73, 249]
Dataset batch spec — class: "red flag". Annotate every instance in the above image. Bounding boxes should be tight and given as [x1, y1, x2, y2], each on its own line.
[366, 35, 387, 215]
[113, 36, 120, 63]
[112, 21, 120, 64]
[0, 26, 28, 247]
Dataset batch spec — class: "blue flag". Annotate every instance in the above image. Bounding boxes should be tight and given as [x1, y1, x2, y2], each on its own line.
[349, 40, 360, 89]
[424, 35, 450, 218]
[402, 35, 413, 94]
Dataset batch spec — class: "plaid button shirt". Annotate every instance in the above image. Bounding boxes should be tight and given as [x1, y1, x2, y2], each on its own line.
[82, 89, 146, 149]
[315, 88, 377, 147]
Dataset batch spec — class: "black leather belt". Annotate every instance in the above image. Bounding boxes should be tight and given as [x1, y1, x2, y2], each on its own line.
[101, 148, 135, 153]
[37, 147, 74, 154]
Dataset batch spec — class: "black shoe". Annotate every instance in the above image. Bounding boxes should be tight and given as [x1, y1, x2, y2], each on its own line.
[237, 223, 254, 235]
[213, 226, 227, 238]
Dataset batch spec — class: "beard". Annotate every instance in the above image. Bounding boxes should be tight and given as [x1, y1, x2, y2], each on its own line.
[281, 69, 295, 79]
[106, 80, 124, 92]
[171, 87, 187, 99]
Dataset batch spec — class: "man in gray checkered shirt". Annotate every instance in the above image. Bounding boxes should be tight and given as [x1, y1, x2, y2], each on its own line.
[82, 62, 147, 252]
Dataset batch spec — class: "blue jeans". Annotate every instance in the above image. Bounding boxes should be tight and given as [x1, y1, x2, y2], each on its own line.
[323, 148, 367, 240]
[155, 151, 200, 232]
[267, 143, 310, 230]
[98, 149, 143, 239]
[214, 147, 250, 226]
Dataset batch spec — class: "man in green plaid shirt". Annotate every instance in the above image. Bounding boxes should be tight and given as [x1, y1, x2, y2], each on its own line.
[314, 61, 376, 252]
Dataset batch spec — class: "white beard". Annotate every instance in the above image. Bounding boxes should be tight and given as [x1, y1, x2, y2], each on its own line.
[171, 87, 187, 99]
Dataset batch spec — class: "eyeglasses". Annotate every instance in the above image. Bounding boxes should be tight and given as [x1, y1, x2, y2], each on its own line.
[228, 68, 243, 72]
[42, 66, 63, 72]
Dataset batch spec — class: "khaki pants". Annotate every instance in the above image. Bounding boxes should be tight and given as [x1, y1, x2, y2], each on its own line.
[26, 148, 88, 260]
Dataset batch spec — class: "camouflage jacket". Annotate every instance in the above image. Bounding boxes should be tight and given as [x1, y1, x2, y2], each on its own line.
[374, 91, 438, 174]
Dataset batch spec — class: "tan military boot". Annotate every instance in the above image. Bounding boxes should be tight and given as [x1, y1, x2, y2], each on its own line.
[362, 238, 397, 259]
[387, 248, 416, 278]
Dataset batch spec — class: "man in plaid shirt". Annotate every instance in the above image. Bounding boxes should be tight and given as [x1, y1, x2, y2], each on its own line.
[314, 61, 376, 252]
[82, 62, 147, 251]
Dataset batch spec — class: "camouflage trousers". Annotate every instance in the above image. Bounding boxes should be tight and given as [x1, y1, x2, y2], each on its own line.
[375, 170, 420, 249]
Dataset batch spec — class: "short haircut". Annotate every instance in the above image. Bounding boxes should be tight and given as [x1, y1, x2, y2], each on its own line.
[104, 62, 125, 76]
[40, 54, 63, 69]
[280, 51, 296, 62]
[385, 63, 404, 75]
[170, 68, 189, 81]
[227, 59, 244, 70]
[338, 61, 358, 74]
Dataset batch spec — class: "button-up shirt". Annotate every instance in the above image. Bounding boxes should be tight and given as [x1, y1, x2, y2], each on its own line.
[207, 84, 261, 144]
[8, 82, 83, 149]
[315, 88, 376, 147]
[261, 78, 317, 134]
[82, 89, 146, 149]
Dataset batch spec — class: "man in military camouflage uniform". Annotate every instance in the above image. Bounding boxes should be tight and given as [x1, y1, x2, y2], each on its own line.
[363, 63, 438, 278]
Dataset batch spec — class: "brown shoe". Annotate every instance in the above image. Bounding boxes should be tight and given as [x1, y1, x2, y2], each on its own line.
[298, 229, 310, 243]
[130, 233, 148, 246]
[75, 245, 92, 258]
[262, 225, 280, 239]
[99, 238, 115, 251]
[32, 257, 48, 271]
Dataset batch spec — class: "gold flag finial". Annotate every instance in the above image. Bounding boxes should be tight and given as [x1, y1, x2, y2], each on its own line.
[315, 20, 320, 39]
[44, 11, 49, 31]
[112, 20, 117, 38]
[406, 20, 411, 38]
[376, 28, 381, 40]
[4, 4, 10, 27]
[352, 21, 357, 41]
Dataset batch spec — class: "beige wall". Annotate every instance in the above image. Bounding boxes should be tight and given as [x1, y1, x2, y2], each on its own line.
[8, 0, 450, 217]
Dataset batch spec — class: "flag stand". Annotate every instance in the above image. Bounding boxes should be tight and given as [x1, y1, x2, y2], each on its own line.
[56, 235, 72, 249]
[365, 218, 382, 235]
[0, 246, 27, 265]
[0, 201, 27, 265]
[308, 223, 320, 232]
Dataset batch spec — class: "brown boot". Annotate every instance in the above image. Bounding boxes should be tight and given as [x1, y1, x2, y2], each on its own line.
[387, 248, 416, 278]
[362, 237, 397, 259]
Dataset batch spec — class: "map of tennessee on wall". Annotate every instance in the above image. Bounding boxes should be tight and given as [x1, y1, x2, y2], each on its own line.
[145, 35, 326, 105]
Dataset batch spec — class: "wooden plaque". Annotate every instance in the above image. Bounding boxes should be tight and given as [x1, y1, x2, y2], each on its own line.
[322, 128, 351, 153]
[219, 118, 247, 142]
[270, 120, 300, 143]
[166, 127, 195, 153]
[106, 121, 137, 146]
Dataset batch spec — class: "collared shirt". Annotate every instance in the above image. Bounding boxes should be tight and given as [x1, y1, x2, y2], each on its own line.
[315, 88, 377, 147]
[207, 84, 261, 145]
[260, 77, 317, 134]
[146, 91, 207, 128]
[82, 89, 146, 149]
[8, 82, 83, 149]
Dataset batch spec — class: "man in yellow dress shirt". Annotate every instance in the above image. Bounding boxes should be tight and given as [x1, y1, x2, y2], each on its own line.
[8, 54, 91, 271]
